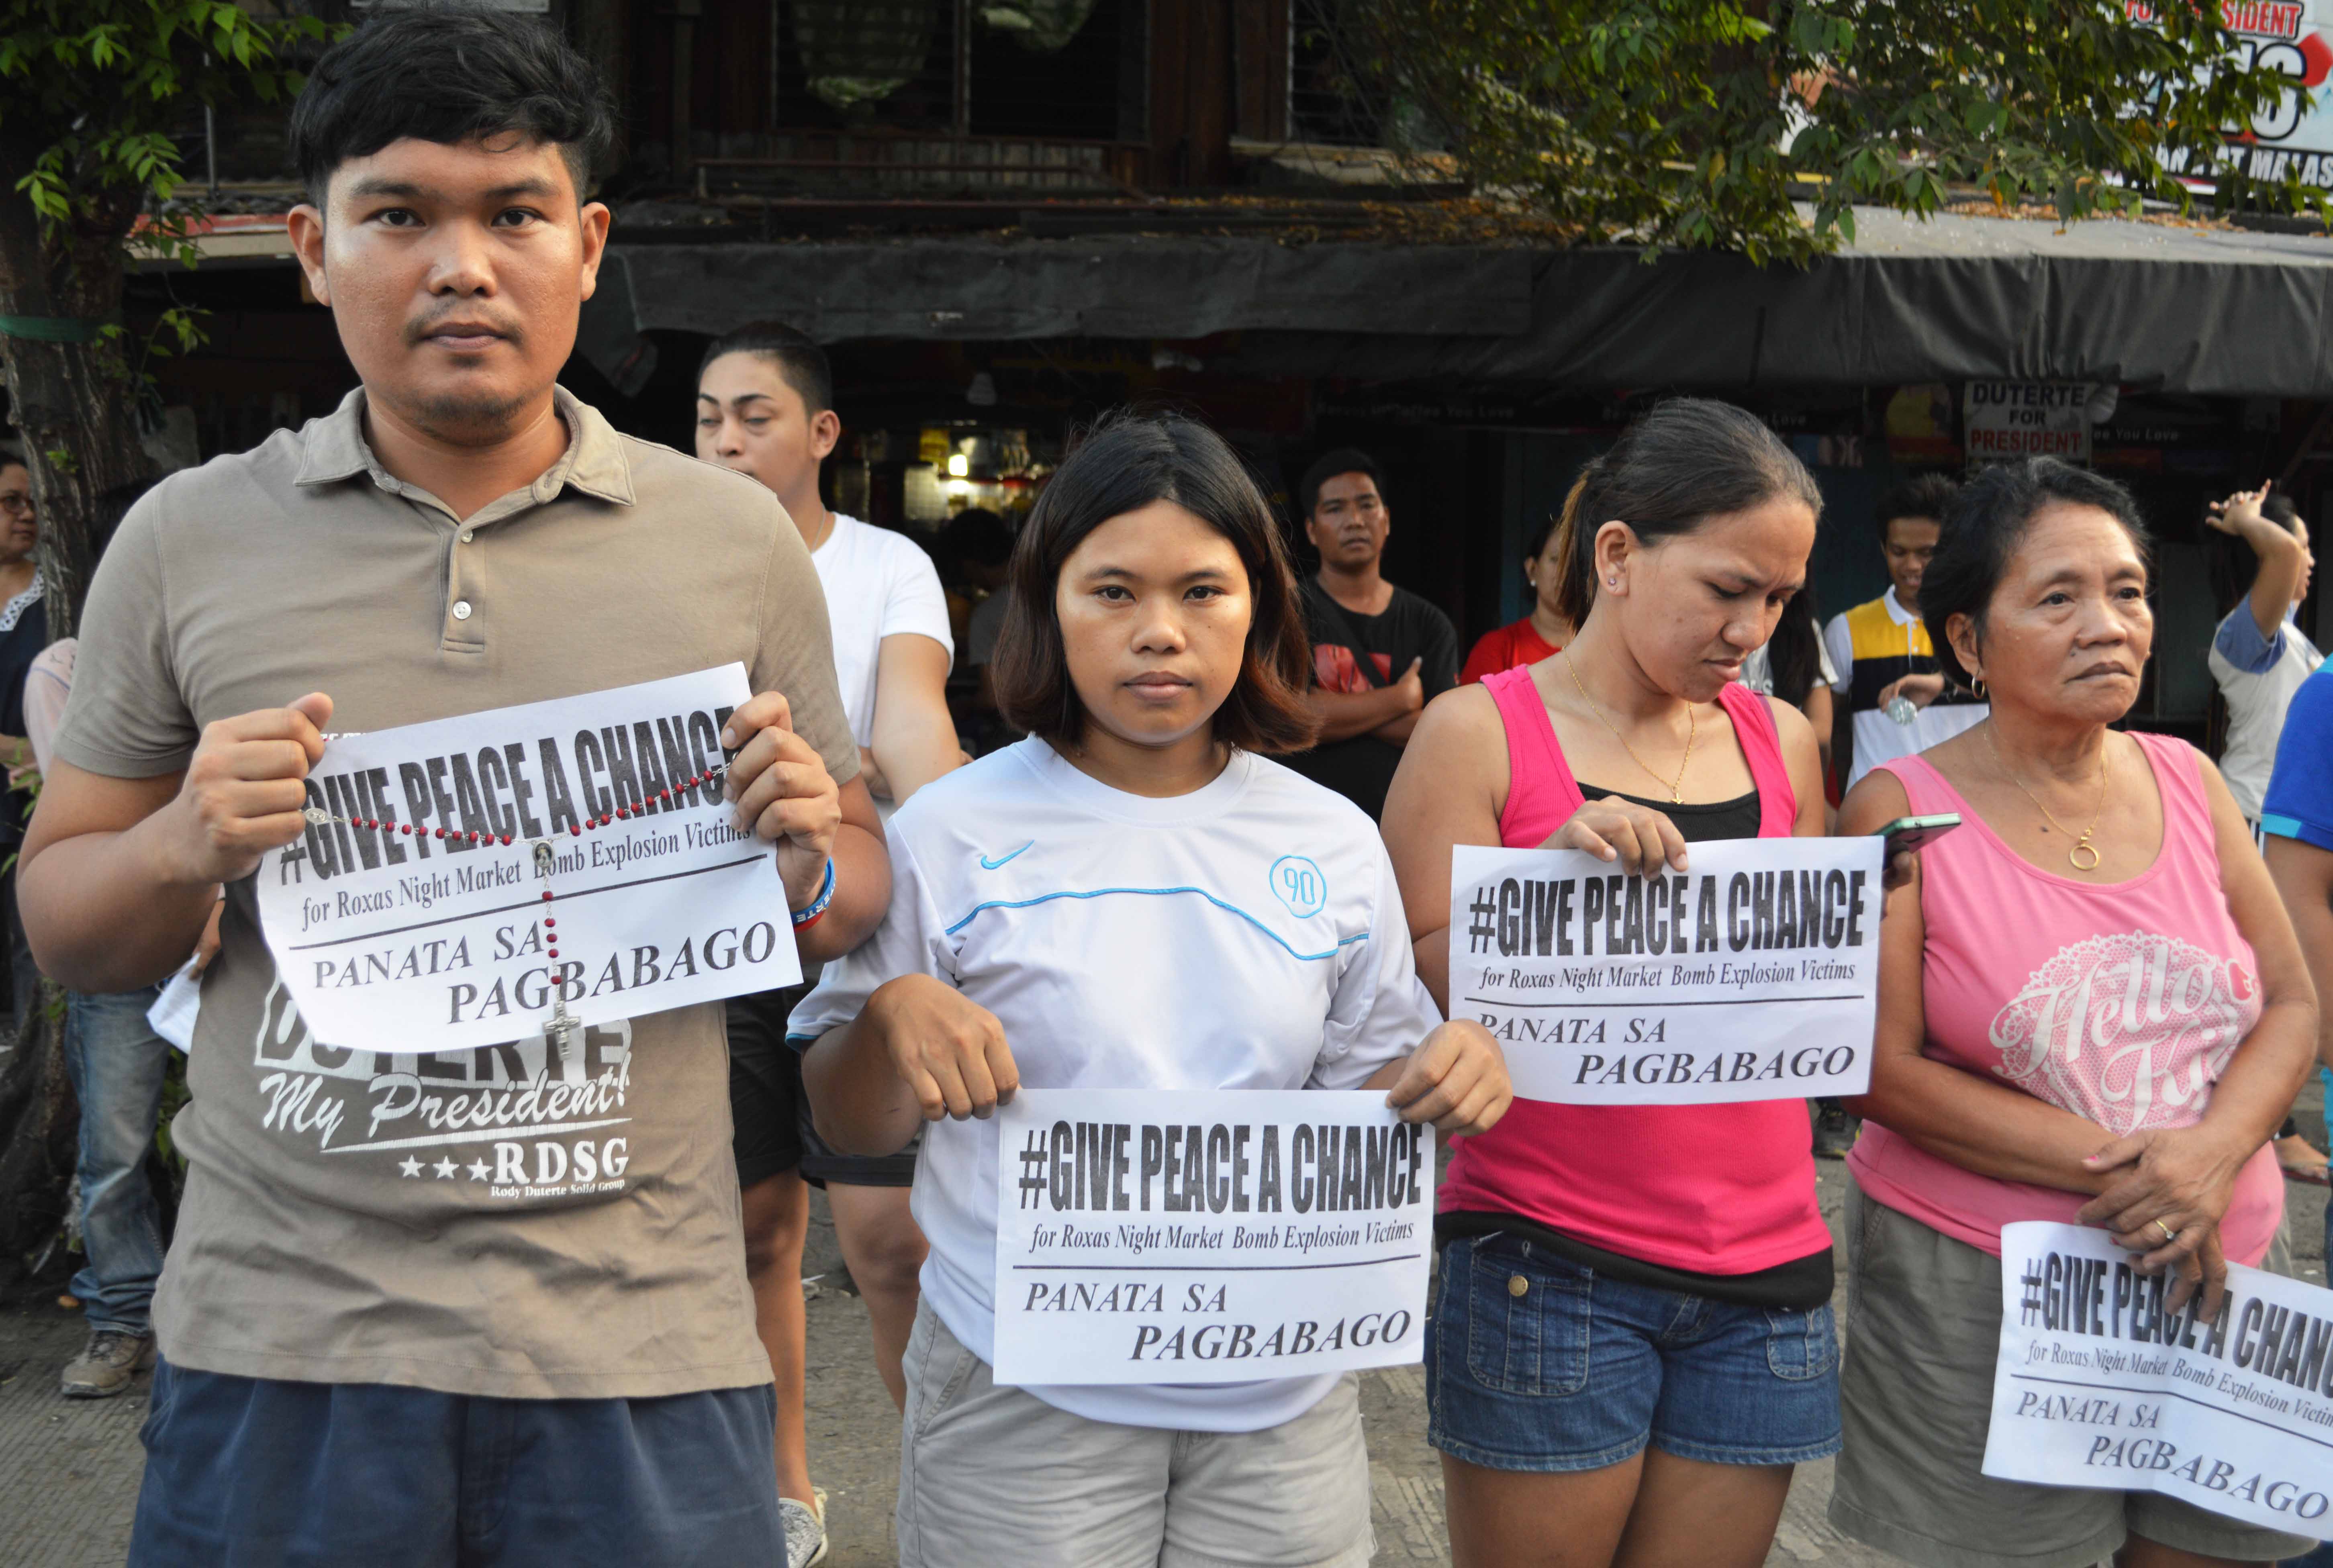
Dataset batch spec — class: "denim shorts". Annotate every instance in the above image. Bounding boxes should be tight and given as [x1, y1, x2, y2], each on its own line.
[1425, 1233, 1842, 1473]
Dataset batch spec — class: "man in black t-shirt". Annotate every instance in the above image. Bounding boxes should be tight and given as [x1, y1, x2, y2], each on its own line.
[1285, 449, 1460, 820]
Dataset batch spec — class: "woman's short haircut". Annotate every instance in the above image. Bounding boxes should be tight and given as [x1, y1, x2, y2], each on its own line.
[1548, 399, 1822, 628]
[697, 322, 834, 415]
[991, 413, 1318, 755]
[1921, 457, 2151, 686]
[288, 2, 615, 204]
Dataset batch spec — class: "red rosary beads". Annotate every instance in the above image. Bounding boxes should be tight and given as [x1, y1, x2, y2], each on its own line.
[298, 759, 738, 1051]
[313, 760, 734, 847]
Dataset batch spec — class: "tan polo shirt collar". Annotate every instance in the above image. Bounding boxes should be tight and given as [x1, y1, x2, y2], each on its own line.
[292, 384, 637, 512]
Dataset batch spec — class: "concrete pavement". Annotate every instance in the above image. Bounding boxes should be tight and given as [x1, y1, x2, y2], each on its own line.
[2, 1154, 2323, 1567]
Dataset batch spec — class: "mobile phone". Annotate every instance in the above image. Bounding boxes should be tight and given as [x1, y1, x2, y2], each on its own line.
[1873, 813, 1961, 858]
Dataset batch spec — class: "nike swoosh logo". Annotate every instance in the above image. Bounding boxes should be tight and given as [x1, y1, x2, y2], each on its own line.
[980, 841, 1034, 870]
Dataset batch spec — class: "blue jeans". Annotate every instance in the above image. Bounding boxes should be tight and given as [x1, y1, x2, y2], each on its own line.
[131, 1360, 784, 1566]
[62, 984, 171, 1335]
[1426, 1233, 1841, 1472]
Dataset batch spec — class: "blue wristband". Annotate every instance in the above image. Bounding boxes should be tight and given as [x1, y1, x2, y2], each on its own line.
[790, 857, 836, 926]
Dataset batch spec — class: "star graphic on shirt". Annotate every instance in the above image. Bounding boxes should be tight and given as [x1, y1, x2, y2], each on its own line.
[467, 1158, 491, 1181]
[398, 1156, 423, 1178]
[432, 1156, 458, 1179]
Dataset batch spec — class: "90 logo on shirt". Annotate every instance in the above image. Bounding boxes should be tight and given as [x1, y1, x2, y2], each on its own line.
[1270, 856, 1327, 918]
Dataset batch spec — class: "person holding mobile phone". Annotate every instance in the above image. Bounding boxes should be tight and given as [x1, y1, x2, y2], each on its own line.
[1830, 458, 2316, 1568]
[1382, 400, 1838, 1568]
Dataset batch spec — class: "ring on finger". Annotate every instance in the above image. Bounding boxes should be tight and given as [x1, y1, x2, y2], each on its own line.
[2154, 1218, 2178, 1244]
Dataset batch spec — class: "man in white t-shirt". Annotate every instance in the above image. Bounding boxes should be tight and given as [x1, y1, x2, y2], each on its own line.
[698, 323, 964, 1565]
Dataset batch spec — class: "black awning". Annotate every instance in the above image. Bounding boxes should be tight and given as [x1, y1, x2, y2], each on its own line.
[590, 208, 2333, 396]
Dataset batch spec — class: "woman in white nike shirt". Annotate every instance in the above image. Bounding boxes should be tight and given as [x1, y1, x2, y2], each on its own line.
[793, 412, 1511, 1568]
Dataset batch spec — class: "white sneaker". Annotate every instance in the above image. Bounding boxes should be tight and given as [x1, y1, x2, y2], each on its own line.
[780, 1491, 827, 1568]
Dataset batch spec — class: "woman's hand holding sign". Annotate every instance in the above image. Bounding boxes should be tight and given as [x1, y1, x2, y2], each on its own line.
[1542, 796, 1690, 877]
[1371, 1020, 1511, 1137]
[722, 691, 842, 910]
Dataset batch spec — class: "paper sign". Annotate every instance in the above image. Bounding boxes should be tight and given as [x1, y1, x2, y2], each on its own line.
[1984, 1221, 2333, 1539]
[991, 1089, 1432, 1386]
[1964, 382, 2097, 467]
[255, 666, 799, 1054]
[1449, 837, 1882, 1105]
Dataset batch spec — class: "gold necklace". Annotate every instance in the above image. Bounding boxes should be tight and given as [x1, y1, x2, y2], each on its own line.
[1562, 651, 1695, 804]
[1986, 721, 2111, 872]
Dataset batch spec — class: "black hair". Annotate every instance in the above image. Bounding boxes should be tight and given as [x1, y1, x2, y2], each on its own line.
[939, 508, 1014, 572]
[1296, 447, 1385, 521]
[1765, 594, 1826, 707]
[697, 321, 834, 416]
[992, 412, 1316, 755]
[1875, 473, 1960, 543]
[1921, 457, 2151, 686]
[1524, 509, 1563, 568]
[1549, 399, 1822, 628]
[288, 2, 616, 205]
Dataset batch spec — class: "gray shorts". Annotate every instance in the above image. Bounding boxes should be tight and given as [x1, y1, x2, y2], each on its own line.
[896, 1300, 1374, 1568]
[1828, 1180, 2316, 1568]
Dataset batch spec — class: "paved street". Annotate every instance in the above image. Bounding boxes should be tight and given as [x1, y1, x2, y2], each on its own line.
[3, 1136, 2324, 1568]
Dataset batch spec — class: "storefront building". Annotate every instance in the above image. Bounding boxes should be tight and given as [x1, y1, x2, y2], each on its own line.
[120, 1, 2333, 749]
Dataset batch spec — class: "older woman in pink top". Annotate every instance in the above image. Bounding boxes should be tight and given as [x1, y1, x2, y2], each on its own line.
[1832, 457, 2318, 1568]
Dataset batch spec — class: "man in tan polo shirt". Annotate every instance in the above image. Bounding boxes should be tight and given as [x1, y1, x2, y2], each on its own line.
[17, 11, 887, 1567]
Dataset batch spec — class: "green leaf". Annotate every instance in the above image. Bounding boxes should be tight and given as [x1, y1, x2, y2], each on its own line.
[1338, 0, 2314, 259]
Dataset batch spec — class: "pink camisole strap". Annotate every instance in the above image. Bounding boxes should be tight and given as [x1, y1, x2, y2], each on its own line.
[1483, 665, 1796, 846]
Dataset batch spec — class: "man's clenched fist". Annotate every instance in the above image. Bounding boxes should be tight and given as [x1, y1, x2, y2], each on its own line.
[162, 692, 333, 885]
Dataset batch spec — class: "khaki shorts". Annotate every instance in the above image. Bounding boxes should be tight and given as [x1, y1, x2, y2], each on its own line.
[895, 1300, 1374, 1568]
[1829, 1181, 2316, 1568]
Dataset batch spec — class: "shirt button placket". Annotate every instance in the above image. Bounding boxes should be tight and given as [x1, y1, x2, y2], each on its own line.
[445, 523, 485, 650]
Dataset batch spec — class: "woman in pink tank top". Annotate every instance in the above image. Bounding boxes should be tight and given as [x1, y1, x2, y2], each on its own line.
[1828, 458, 2318, 1568]
[1383, 401, 1839, 1568]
